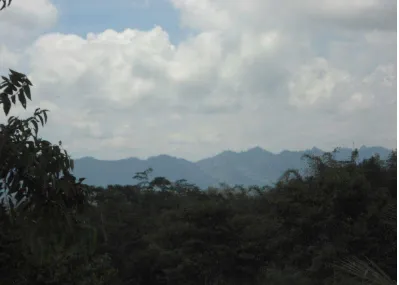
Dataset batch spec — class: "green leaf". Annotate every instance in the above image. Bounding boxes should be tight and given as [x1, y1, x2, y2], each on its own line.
[9, 74, 21, 87]
[18, 88, 26, 109]
[26, 77, 33, 86]
[31, 120, 38, 135]
[23, 84, 31, 100]
[3, 85, 14, 95]
[9, 69, 25, 77]
[38, 114, 44, 126]
[43, 111, 48, 123]
[2, 94, 11, 115]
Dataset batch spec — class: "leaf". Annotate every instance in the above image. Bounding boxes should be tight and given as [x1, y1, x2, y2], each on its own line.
[18, 88, 26, 109]
[31, 120, 38, 135]
[10, 94, 15, 104]
[3, 85, 14, 95]
[5, 172, 13, 190]
[43, 111, 48, 123]
[38, 115, 44, 126]
[2, 95, 11, 115]
[9, 74, 21, 87]
[26, 77, 33, 86]
[9, 69, 25, 78]
[0, 0, 12, 11]
[23, 84, 31, 100]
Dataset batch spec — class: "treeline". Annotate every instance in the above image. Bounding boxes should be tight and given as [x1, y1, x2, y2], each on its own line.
[1, 148, 397, 285]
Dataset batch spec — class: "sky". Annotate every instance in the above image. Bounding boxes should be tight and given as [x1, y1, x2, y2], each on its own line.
[0, 0, 397, 161]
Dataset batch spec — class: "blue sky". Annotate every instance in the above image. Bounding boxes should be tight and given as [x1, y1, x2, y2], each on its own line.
[52, 0, 190, 44]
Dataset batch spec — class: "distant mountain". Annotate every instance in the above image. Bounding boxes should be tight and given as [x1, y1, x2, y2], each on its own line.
[73, 155, 218, 189]
[72, 146, 393, 189]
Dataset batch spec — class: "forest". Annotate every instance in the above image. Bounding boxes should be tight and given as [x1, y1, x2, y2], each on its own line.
[0, 1, 397, 284]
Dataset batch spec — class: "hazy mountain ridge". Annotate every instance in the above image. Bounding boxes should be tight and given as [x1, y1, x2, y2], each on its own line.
[73, 146, 392, 188]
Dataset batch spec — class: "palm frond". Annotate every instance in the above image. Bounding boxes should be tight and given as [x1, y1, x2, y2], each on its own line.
[334, 256, 396, 285]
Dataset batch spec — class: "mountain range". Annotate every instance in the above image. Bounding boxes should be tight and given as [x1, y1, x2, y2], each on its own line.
[72, 146, 393, 189]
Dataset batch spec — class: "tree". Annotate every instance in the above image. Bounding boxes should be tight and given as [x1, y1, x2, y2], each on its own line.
[0, 69, 84, 219]
[0, 3, 119, 284]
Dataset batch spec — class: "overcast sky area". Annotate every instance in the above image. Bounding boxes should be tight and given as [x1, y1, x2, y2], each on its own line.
[0, 0, 397, 161]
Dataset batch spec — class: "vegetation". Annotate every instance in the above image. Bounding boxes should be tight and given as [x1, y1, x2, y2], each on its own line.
[0, 2, 396, 284]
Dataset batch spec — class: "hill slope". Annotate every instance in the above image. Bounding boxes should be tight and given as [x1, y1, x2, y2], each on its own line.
[72, 146, 392, 188]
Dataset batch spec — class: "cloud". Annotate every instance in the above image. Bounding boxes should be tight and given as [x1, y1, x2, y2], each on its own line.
[0, 0, 396, 161]
[0, 0, 57, 75]
[0, 0, 57, 46]
[288, 57, 351, 108]
[303, 0, 397, 32]
[170, 0, 397, 33]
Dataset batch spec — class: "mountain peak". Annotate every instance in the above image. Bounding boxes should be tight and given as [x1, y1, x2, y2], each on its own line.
[246, 146, 266, 153]
[219, 150, 238, 156]
[149, 154, 175, 160]
[79, 156, 96, 161]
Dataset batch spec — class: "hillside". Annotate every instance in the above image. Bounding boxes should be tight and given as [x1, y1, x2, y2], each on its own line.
[72, 145, 392, 188]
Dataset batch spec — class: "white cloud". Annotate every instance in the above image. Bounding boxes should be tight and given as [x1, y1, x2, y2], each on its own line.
[0, 0, 396, 161]
[171, 0, 397, 33]
[0, 0, 57, 46]
[288, 57, 351, 107]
